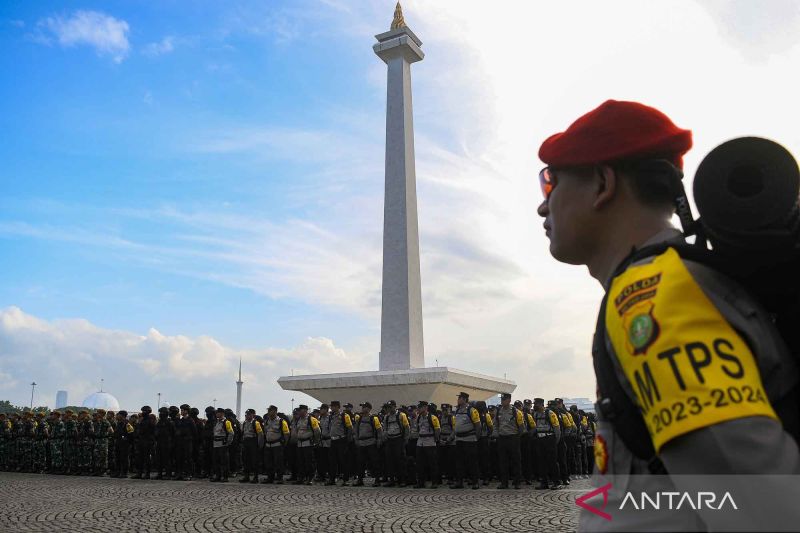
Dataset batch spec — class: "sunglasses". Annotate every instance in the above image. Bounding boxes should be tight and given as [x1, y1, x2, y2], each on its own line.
[539, 167, 556, 201]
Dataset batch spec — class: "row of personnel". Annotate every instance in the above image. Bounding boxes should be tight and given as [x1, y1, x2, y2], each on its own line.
[0, 392, 597, 490]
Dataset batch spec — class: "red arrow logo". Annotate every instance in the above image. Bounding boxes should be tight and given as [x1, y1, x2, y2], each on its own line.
[575, 482, 613, 521]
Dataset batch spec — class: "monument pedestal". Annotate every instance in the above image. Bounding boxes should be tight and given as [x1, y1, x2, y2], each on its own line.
[278, 367, 515, 408]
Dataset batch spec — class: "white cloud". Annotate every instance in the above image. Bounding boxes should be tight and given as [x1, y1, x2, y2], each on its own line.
[0, 306, 361, 411]
[40, 10, 130, 63]
[143, 36, 175, 57]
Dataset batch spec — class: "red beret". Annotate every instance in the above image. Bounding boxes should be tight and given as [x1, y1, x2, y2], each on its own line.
[538, 100, 692, 169]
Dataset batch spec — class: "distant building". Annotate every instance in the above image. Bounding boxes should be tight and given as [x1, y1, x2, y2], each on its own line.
[82, 391, 120, 411]
[55, 391, 68, 409]
[561, 397, 595, 413]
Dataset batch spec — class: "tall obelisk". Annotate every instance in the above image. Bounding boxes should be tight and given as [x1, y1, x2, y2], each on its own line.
[374, 3, 425, 372]
[277, 4, 516, 408]
[235, 357, 243, 418]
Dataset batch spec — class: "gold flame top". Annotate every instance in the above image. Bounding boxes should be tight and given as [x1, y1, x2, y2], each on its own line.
[390, 2, 406, 30]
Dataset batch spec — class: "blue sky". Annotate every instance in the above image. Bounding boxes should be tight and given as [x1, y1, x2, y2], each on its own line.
[1, 1, 378, 344]
[2, 1, 799, 411]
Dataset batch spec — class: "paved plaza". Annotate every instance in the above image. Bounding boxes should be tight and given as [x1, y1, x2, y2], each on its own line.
[0, 473, 586, 532]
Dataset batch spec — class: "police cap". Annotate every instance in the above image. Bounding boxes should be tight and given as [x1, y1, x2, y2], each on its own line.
[501, 393, 512, 400]
[216, 408, 225, 414]
[118, 410, 128, 417]
[141, 406, 152, 413]
[360, 402, 372, 409]
[268, 405, 278, 412]
[180, 404, 190, 411]
[320, 403, 329, 410]
[458, 392, 469, 400]
[246, 408, 256, 415]
[534, 397, 545, 404]
[417, 401, 429, 408]
[298, 404, 309, 411]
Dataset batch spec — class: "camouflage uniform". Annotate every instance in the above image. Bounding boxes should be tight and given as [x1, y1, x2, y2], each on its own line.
[106, 411, 116, 472]
[16, 413, 35, 472]
[92, 410, 113, 475]
[76, 411, 94, 474]
[32, 413, 49, 473]
[62, 411, 79, 474]
[0, 414, 11, 471]
[7, 414, 20, 472]
[49, 413, 65, 473]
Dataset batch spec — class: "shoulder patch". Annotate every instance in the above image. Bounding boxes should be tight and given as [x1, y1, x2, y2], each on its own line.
[606, 247, 777, 452]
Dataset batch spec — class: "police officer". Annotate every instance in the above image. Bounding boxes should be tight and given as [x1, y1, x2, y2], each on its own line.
[533, 398, 561, 489]
[173, 404, 196, 481]
[380, 400, 408, 487]
[189, 407, 203, 478]
[519, 399, 536, 484]
[262, 406, 289, 484]
[450, 392, 480, 490]
[474, 401, 493, 486]
[325, 400, 353, 486]
[112, 411, 134, 478]
[239, 408, 263, 483]
[437, 403, 455, 484]
[552, 398, 573, 486]
[154, 407, 174, 479]
[537, 100, 800, 531]
[131, 406, 155, 479]
[316, 404, 331, 482]
[353, 402, 382, 486]
[414, 401, 440, 488]
[493, 393, 524, 489]
[201, 406, 215, 478]
[211, 407, 234, 482]
[292, 405, 320, 485]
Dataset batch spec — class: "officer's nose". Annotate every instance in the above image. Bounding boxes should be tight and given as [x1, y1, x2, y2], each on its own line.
[537, 199, 549, 218]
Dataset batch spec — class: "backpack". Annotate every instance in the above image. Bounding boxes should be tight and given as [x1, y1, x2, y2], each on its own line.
[594, 240, 800, 473]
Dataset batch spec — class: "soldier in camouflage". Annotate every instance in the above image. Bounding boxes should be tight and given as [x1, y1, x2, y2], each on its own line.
[92, 409, 113, 476]
[16, 411, 35, 473]
[62, 410, 78, 475]
[48, 411, 65, 474]
[0, 413, 11, 471]
[32, 412, 49, 473]
[76, 410, 95, 475]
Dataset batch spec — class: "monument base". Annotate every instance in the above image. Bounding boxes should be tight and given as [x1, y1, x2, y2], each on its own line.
[277, 367, 515, 408]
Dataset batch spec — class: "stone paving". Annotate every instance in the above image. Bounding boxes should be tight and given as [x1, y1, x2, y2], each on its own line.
[0, 473, 587, 532]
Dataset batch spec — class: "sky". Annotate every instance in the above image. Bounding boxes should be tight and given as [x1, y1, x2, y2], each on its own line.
[1, 1, 799, 412]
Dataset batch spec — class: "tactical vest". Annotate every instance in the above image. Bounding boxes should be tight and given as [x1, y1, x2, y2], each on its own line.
[439, 413, 454, 436]
[495, 406, 520, 436]
[295, 416, 315, 442]
[534, 409, 555, 434]
[242, 419, 258, 438]
[264, 417, 284, 443]
[327, 412, 349, 439]
[356, 415, 379, 441]
[454, 406, 477, 440]
[383, 411, 403, 438]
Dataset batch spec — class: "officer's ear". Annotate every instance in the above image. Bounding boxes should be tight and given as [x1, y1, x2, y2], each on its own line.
[593, 165, 618, 210]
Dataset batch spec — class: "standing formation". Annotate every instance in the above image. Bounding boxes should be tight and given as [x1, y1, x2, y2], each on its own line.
[0, 393, 596, 489]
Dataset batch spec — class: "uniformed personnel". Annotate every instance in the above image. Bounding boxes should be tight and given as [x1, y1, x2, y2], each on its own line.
[537, 99, 800, 531]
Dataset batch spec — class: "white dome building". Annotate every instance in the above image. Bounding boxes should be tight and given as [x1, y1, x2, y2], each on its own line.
[82, 391, 120, 411]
